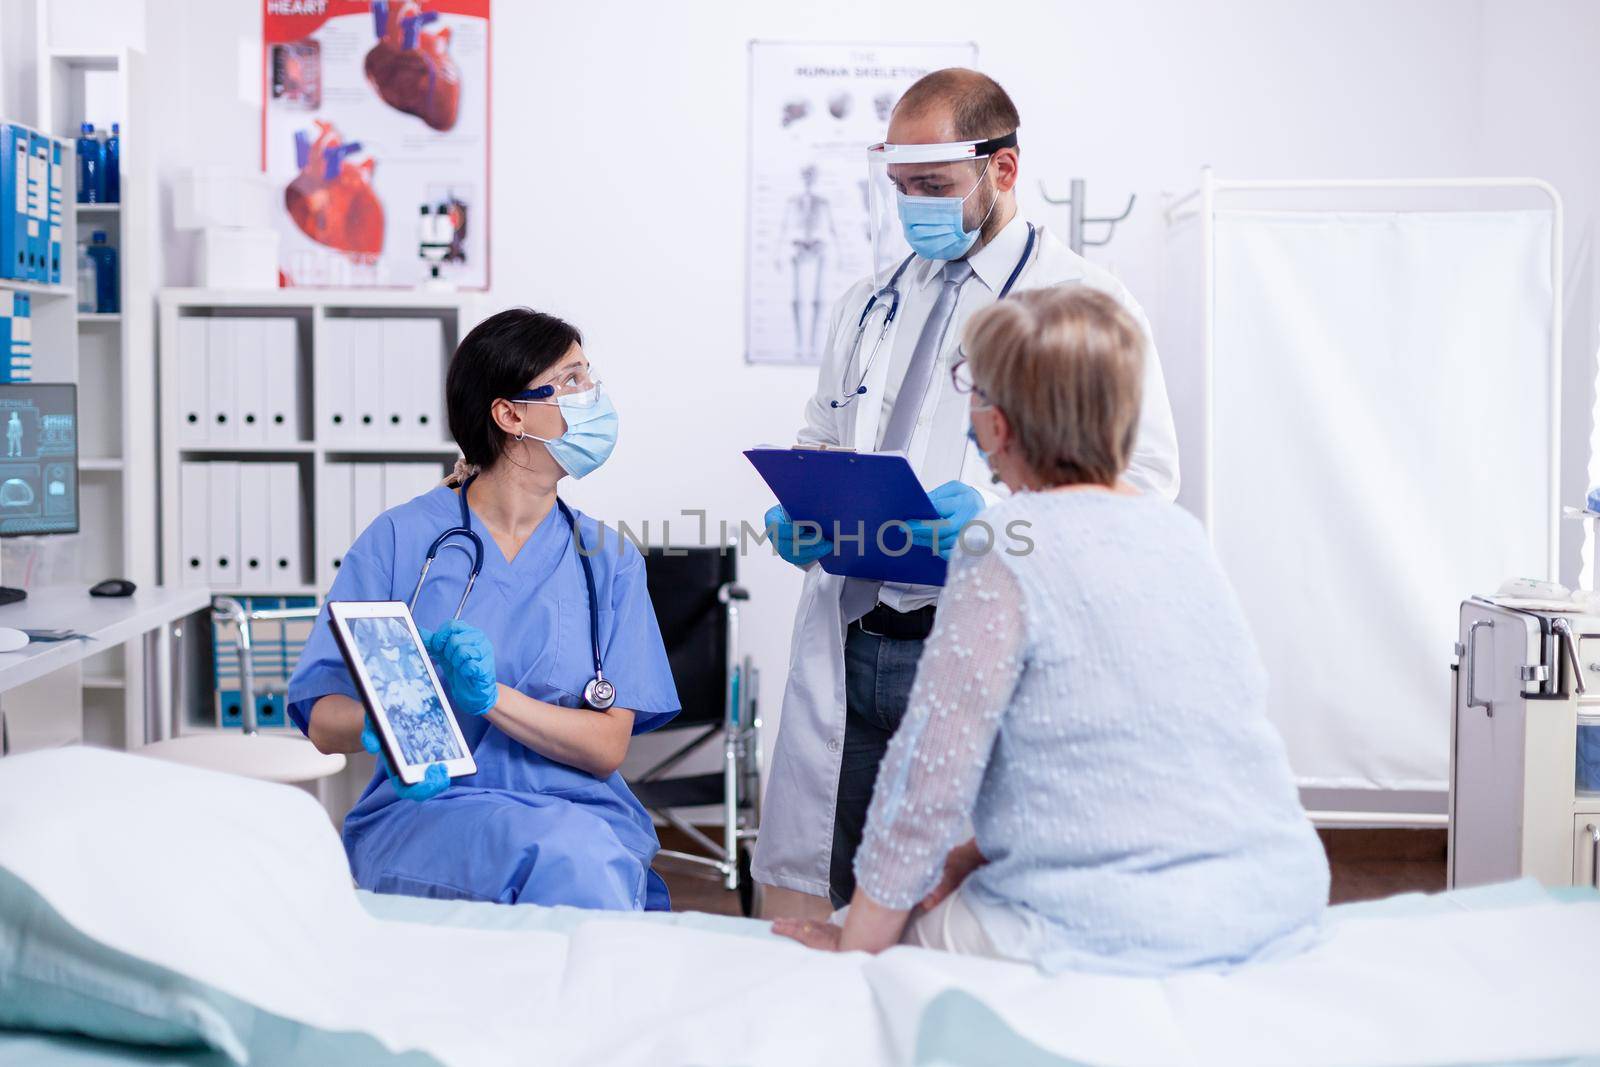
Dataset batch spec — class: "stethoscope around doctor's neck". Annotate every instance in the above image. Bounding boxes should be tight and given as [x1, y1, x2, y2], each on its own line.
[406, 472, 616, 710]
[833, 221, 1038, 410]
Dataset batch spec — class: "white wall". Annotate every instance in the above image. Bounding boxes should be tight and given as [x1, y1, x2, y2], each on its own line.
[1476, 0, 1600, 583]
[462, 0, 1600, 765]
[15, 1, 1600, 783]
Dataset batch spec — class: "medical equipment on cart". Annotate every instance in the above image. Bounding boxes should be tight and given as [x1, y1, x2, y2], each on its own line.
[1450, 593, 1600, 889]
[411, 474, 614, 710]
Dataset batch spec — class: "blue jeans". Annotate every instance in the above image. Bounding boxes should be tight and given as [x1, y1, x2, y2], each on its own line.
[830, 624, 926, 907]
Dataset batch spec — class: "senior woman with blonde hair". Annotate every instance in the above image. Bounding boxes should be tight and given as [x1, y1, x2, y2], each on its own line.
[776, 287, 1329, 974]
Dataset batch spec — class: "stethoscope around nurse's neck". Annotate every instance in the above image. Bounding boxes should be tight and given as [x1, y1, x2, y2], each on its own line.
[832, 221, 1038, 410]
[408, 472, 616, 710]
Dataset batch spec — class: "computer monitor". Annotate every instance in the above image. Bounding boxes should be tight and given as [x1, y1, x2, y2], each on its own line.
[0, 383, 78, 538]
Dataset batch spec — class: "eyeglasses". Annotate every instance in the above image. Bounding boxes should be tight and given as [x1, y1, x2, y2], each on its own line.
[509, 364, 602, 408]
[949, 349, 990, 402]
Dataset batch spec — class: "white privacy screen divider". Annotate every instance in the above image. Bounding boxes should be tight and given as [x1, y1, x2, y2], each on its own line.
[1163, 184, 1559, 798]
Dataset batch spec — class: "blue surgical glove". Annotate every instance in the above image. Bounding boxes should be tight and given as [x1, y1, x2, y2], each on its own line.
[765, 504, 831, 568]
[361, 722, 450, 802]
[909, 481, 984, 559]
[421, 620, 498, 716]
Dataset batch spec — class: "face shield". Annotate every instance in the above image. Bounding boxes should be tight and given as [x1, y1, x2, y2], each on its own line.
[865, 131, 1018, 284]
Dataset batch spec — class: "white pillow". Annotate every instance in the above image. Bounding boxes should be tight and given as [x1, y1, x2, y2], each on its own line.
[0, 746, 569, 1066]
[0, 863, 250, 1059]
[0, 746, 358, 1059]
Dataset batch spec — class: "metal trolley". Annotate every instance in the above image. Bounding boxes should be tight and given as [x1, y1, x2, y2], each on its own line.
[133, 597, 344, 788]
[629, 546, 764, 915]
[208, 596, 323, 732]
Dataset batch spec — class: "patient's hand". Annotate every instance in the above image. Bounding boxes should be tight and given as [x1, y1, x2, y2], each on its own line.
[915, 838, 987, 915]
[778, 889, 913, 954]
[772, 918, 842, 951]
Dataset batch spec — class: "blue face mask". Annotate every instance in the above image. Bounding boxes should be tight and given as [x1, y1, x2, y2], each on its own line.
[895, 162, 996, 261]
[967, 424, 990, 466]
[528, 386, 618, 479]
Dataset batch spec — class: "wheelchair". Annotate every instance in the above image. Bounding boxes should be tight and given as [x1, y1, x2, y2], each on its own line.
[631, 545, 763, 916]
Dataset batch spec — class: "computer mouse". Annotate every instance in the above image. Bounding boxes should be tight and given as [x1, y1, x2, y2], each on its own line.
[90, 578, 137, 598]
[0, 627, 28, 653]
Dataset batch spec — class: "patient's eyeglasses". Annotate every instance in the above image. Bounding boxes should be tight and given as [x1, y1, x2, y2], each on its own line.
[949, 349, 991, 402]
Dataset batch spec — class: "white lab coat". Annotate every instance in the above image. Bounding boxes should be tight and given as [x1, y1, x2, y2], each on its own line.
[752, 217, 1180, 898]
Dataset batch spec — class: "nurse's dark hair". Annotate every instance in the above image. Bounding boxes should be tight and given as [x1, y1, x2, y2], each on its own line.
[892, 68, 1020, 144]
[446, 307, 582, 469]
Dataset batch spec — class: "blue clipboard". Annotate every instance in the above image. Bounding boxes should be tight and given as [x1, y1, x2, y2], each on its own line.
[745, 446, 947, 586]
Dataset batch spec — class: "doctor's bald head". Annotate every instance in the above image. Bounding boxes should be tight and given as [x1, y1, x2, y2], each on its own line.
[890, 68, 1020, 146]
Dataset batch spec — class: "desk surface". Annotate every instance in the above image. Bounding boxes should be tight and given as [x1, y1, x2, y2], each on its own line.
[0, 585, 212, 693]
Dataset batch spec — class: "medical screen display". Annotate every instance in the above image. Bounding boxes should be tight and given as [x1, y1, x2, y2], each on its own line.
[348, 616, 464, 766]
[0, 384, 78, 537]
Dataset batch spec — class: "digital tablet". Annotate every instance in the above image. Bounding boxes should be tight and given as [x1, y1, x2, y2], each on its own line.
[327, 600, 476, 784]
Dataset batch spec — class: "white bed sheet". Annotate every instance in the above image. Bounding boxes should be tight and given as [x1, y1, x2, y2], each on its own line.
[3, 748, 1598, 1067]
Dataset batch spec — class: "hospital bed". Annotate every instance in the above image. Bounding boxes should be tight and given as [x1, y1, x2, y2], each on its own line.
[2, 748, 1597, 1067]
[631, 545, 762, 915]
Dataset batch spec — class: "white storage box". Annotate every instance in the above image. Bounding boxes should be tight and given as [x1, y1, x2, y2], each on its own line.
[197, 228, 279, 289]
[174, 167, 276, 231]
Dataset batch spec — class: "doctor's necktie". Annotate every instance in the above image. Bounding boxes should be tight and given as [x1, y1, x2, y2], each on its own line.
[878, 259, 974, 452]
[842, 259, 975, 624]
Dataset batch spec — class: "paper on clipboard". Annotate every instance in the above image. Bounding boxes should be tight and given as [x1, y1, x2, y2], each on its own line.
[744, 445, 946, 586]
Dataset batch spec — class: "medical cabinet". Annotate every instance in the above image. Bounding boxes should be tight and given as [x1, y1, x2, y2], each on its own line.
[1449, 598, 1600, 889]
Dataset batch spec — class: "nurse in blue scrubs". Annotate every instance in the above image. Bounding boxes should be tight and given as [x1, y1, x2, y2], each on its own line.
[287, 308, 680, 910]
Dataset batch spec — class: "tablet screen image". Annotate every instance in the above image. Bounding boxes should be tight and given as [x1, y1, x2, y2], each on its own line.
[346, 615, 463, 766]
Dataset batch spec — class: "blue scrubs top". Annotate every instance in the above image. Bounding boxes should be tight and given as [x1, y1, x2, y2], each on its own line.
[287, 486, 681, 910]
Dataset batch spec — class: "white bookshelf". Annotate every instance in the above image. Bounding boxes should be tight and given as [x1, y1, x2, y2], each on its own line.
[0, 278, 73, 297]
[41, 48, 157, 577]
[2, 41, 157, 749]
[157, 289, 477, 731]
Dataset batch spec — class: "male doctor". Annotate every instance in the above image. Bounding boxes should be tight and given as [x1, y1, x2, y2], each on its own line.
[753, 68, 1181, 919]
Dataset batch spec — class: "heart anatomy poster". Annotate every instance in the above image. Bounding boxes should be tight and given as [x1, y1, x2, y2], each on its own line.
[745, 41, 977, 365]
[262, 0, 489, 288]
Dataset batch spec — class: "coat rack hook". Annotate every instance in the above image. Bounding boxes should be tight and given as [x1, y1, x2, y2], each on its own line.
[1038, 181, 1074, 206]
[1037, 178, 1136, 254]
